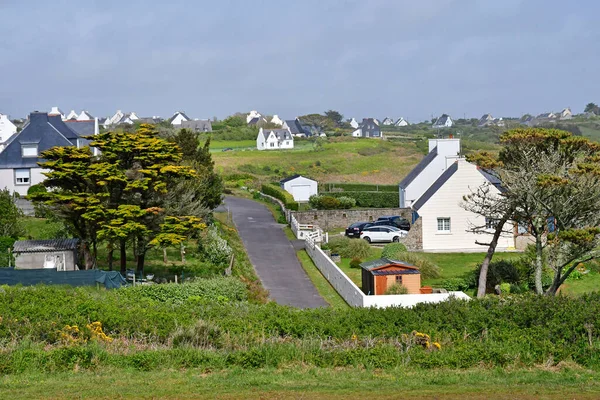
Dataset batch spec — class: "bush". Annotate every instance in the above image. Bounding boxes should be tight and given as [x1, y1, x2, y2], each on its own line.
[475, 259, 526, 293]
[381, 243, 408, 259]
[200, 226, 232, 267]
[309, 195, 340, 210]
[328, 236, 350, 255]
[349, 257, 362, 269]
[344, 239, 372, 259]
[385, 284, 409, 295]
[261, 184, 298, 211]
[319, 183, 399, 193]
[0, 236, 16, 267]
[337, 196, 356, 209]
[326, 191, 398, 208]
[440, 278, 470, 291]
[170, 319, 223, 349]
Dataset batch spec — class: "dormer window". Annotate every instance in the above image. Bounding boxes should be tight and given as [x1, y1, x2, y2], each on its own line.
[21, 144, 38, 158]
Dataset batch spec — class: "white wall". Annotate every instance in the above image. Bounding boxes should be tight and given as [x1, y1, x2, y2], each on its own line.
[402, 139, 461, 208]
[171, 113, 188, 125]
[282, 176, 318, 202]
[0, 114, 17, 145]
[0, 167, 48, 196]
[418, 159, 515, 252]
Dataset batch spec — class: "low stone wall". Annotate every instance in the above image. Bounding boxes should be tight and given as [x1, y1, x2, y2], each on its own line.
[292, 208, 412, 231]
[400, 217, 423, 251]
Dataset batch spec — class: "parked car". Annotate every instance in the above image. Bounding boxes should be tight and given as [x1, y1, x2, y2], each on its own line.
[345, 222, 373, 238]
[360, 226, 408, 243]
[375, 215, 411, 231]
[221, 147, 233, 152]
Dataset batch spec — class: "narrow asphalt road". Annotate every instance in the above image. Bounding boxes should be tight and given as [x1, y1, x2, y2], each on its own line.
[223, 196, 327, 308]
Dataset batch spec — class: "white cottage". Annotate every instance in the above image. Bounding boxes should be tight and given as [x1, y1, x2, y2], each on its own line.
[0, 113, 17, 153]
[169, 111, 191, 126]
[399, 138, 461, 208]
[280, 175, 318, 202]
[256, 128, 294, 150]
[412, 159, 514, 252]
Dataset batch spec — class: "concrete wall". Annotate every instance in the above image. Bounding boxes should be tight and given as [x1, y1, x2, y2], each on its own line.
[293, 208, 412, 231]
[15, 251, 76, 271]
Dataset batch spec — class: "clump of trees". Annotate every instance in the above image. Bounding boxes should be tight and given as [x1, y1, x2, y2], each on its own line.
[464, 127, 600, 296]
[32, 124, 223, 274]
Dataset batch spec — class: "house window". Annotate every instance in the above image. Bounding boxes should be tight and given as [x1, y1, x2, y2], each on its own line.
[395, 275, 403, 284]
[437, 217, 451, 232]
[21, 144, 38, 157]
[270, 143, 274, 147]
[15, 168, 31, 185]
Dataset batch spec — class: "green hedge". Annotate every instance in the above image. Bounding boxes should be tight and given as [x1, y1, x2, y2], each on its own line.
[326, 191, 399, 208]
[320, 183, 399, 193]
[261, 184, 299, 211]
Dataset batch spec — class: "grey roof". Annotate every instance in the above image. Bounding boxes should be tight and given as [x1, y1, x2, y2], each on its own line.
[13, 239, 79, 253]
[260, 128, 292, 142]
[181, 120, 212, 132]
[64, 120, 95, 136]
[280, 174, 316, 184]
[381, 117, 394, 125]
[0, 112, 76, 169]
[248, 117, 260, 125]
[360, 258, 418, 272]
[412, 161, 459, 211]
[284, 119, 312, 136]
[169, 111, 191, 123]
[359, 118, 381, 137]
[399, 146, 438, 189]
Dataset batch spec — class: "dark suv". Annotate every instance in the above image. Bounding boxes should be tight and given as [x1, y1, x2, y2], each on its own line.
[345, 222, 373, 238]
[374, 216, 410, 231]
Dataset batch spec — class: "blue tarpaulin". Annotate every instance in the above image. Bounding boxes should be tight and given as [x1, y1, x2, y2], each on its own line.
[0, 268, 127, 289]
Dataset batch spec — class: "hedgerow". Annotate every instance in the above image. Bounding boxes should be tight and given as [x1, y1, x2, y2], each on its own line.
[260, 184, 298, 211]
[326, 191, 398, 208]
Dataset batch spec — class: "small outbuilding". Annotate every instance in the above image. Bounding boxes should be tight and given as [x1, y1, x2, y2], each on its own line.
[361, 258, 421, 295]
[280, 175, 318, 202]
[12, 239, 79, 271]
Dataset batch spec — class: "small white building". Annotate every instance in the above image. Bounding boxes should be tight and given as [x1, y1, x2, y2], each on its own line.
[399, 138, 461, 208]
[412, 159, 514, 252]
[280, 175, 318, 202]
[395, 117, 409, 127]
[256, 128, 294, 150]
[65, 110, 79, 120]
[0, 113, 17, 153]
[270, 115, 284, 126]
[432, 114, 453, 128]
[77, 110, 94, 121]
[247, 110, 262, 124]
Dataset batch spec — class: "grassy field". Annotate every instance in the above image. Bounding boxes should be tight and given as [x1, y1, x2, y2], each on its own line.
[3, 366, 600, 399]
[296, 249, 349, 309]
[213, 137, 424, 184]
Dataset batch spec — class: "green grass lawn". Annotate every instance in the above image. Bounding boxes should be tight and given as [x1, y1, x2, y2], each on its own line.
[3, 366, 600, 399]
[297, 250, 349, 309]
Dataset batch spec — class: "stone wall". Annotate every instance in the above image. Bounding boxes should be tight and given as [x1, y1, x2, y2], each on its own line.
[292, 208, 412, 231]
[400, 217, 423, 251]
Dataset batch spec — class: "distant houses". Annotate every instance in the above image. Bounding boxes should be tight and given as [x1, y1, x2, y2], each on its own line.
[394, 117, 409, 127]
[283, 118, 312, 138]
[181, 120, 212, 132]
[477, 114, 505, 127]
[521, 107, 573, 126]
[169, 111, 191, 126]
[381, 117, 394, 126]
[352, 118, 382, 139]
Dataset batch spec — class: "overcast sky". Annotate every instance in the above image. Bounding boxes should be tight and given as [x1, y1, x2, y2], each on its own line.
[0, 0, 597, 121]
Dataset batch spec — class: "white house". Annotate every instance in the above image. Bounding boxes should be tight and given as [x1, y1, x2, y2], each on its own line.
[349, 118, 359, 129]
[169, 111, 191, 126]
[77, 110, 94, 121]
[65, 110, 79, 120]
[256, 128, 294, 150]
[270, 115, 284, 126]
[0, 112, 87, 196]
[247, 110, 262, 124]
[49, 107, 65, 120]
[412, 159, 515, 252]
[432, 114, 453, 128]
[0, 113, 17, 153]
[381, 117, 394, 126]
[399, 138, 461, 208]
[395, 117, 409, 127]
[280, 175, 318, 202]
[352, 118, 382, 138]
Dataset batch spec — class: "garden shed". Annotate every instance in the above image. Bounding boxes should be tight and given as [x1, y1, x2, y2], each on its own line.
[12, 239, 79, 271]
[280, 175, 318, 202]
[361, 258, 421, 295]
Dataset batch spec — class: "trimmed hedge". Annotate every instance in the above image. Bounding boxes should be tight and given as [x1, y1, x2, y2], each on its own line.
[326, 191, 399, 208]
[261, 184, 299, 211]
[320, 183, 399, 193]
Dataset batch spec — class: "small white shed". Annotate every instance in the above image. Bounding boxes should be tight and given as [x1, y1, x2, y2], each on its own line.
[280, 175, 318, 202]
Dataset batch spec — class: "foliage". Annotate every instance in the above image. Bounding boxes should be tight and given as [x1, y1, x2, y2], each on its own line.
[381, 243, 408, 259]
[309, 195, 354, 210]
[344, 239, 372, 259]
[199, 226, 232, 267]
[0, 188, 22, 238]
[385, 252, 441, 280]
[474, 259, 525, 292]
[324, 110, 344, 126]
[440, 278, 470, 291]
[337, 196, 356, 209]
[327, 236, 350, 256]
[320, 183, 399, 193]
[170, 319, 223, 349]
[326, 191, 399, 208]
[384, 283, 408, 295]
[0, 236, 16, 267]
[349, 257, 362, 269]
[260, 184, 298, 211]
[585, 102, 600, 115]
[27, 184, 52, 218]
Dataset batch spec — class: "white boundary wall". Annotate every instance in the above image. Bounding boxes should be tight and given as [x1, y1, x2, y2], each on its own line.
[304, 235, 470, 308]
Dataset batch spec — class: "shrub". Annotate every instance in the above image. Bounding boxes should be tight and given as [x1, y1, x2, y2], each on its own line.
[381, 243, 408, 259]
[319, 183, 399, 193]
[170, 319, 223, 349]
[385, 284, 408, 295]
[261, 184, 298, 211]
[349, 257, 362, 269]
[200, 226, 232, 267]
[326, 191, 398, 208]
[328, 236, 350, 255]
[378, 251, 440, 280]
[440, 278, 470, 291]
[337, 196, 356, 209]
[344, 239, 372, 259]
[475, 259, 526, 292]
[0, 236, 16, 267]
[309, 195, 341, 210]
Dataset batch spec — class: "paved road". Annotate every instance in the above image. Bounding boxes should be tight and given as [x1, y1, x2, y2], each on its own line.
[224, 196, 327, 308]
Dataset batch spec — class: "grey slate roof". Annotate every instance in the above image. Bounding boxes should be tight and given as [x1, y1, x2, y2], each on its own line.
[169, 111, 191, 123]
[64, 120, 95, 136]
[433, 114, 452, 127]
[285, 119, 312, 136]
[359, 118, 381, 137]
[0, 112, 76, 169]
[181, 120, 212, 132]
[13, 239, 79, 253]
[360, 258, 418, 272]
[381, 117, 394, 125]
[399, 146, 438, 189]
[260, 129, 292, 142]
[412, 161, 459, 211]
